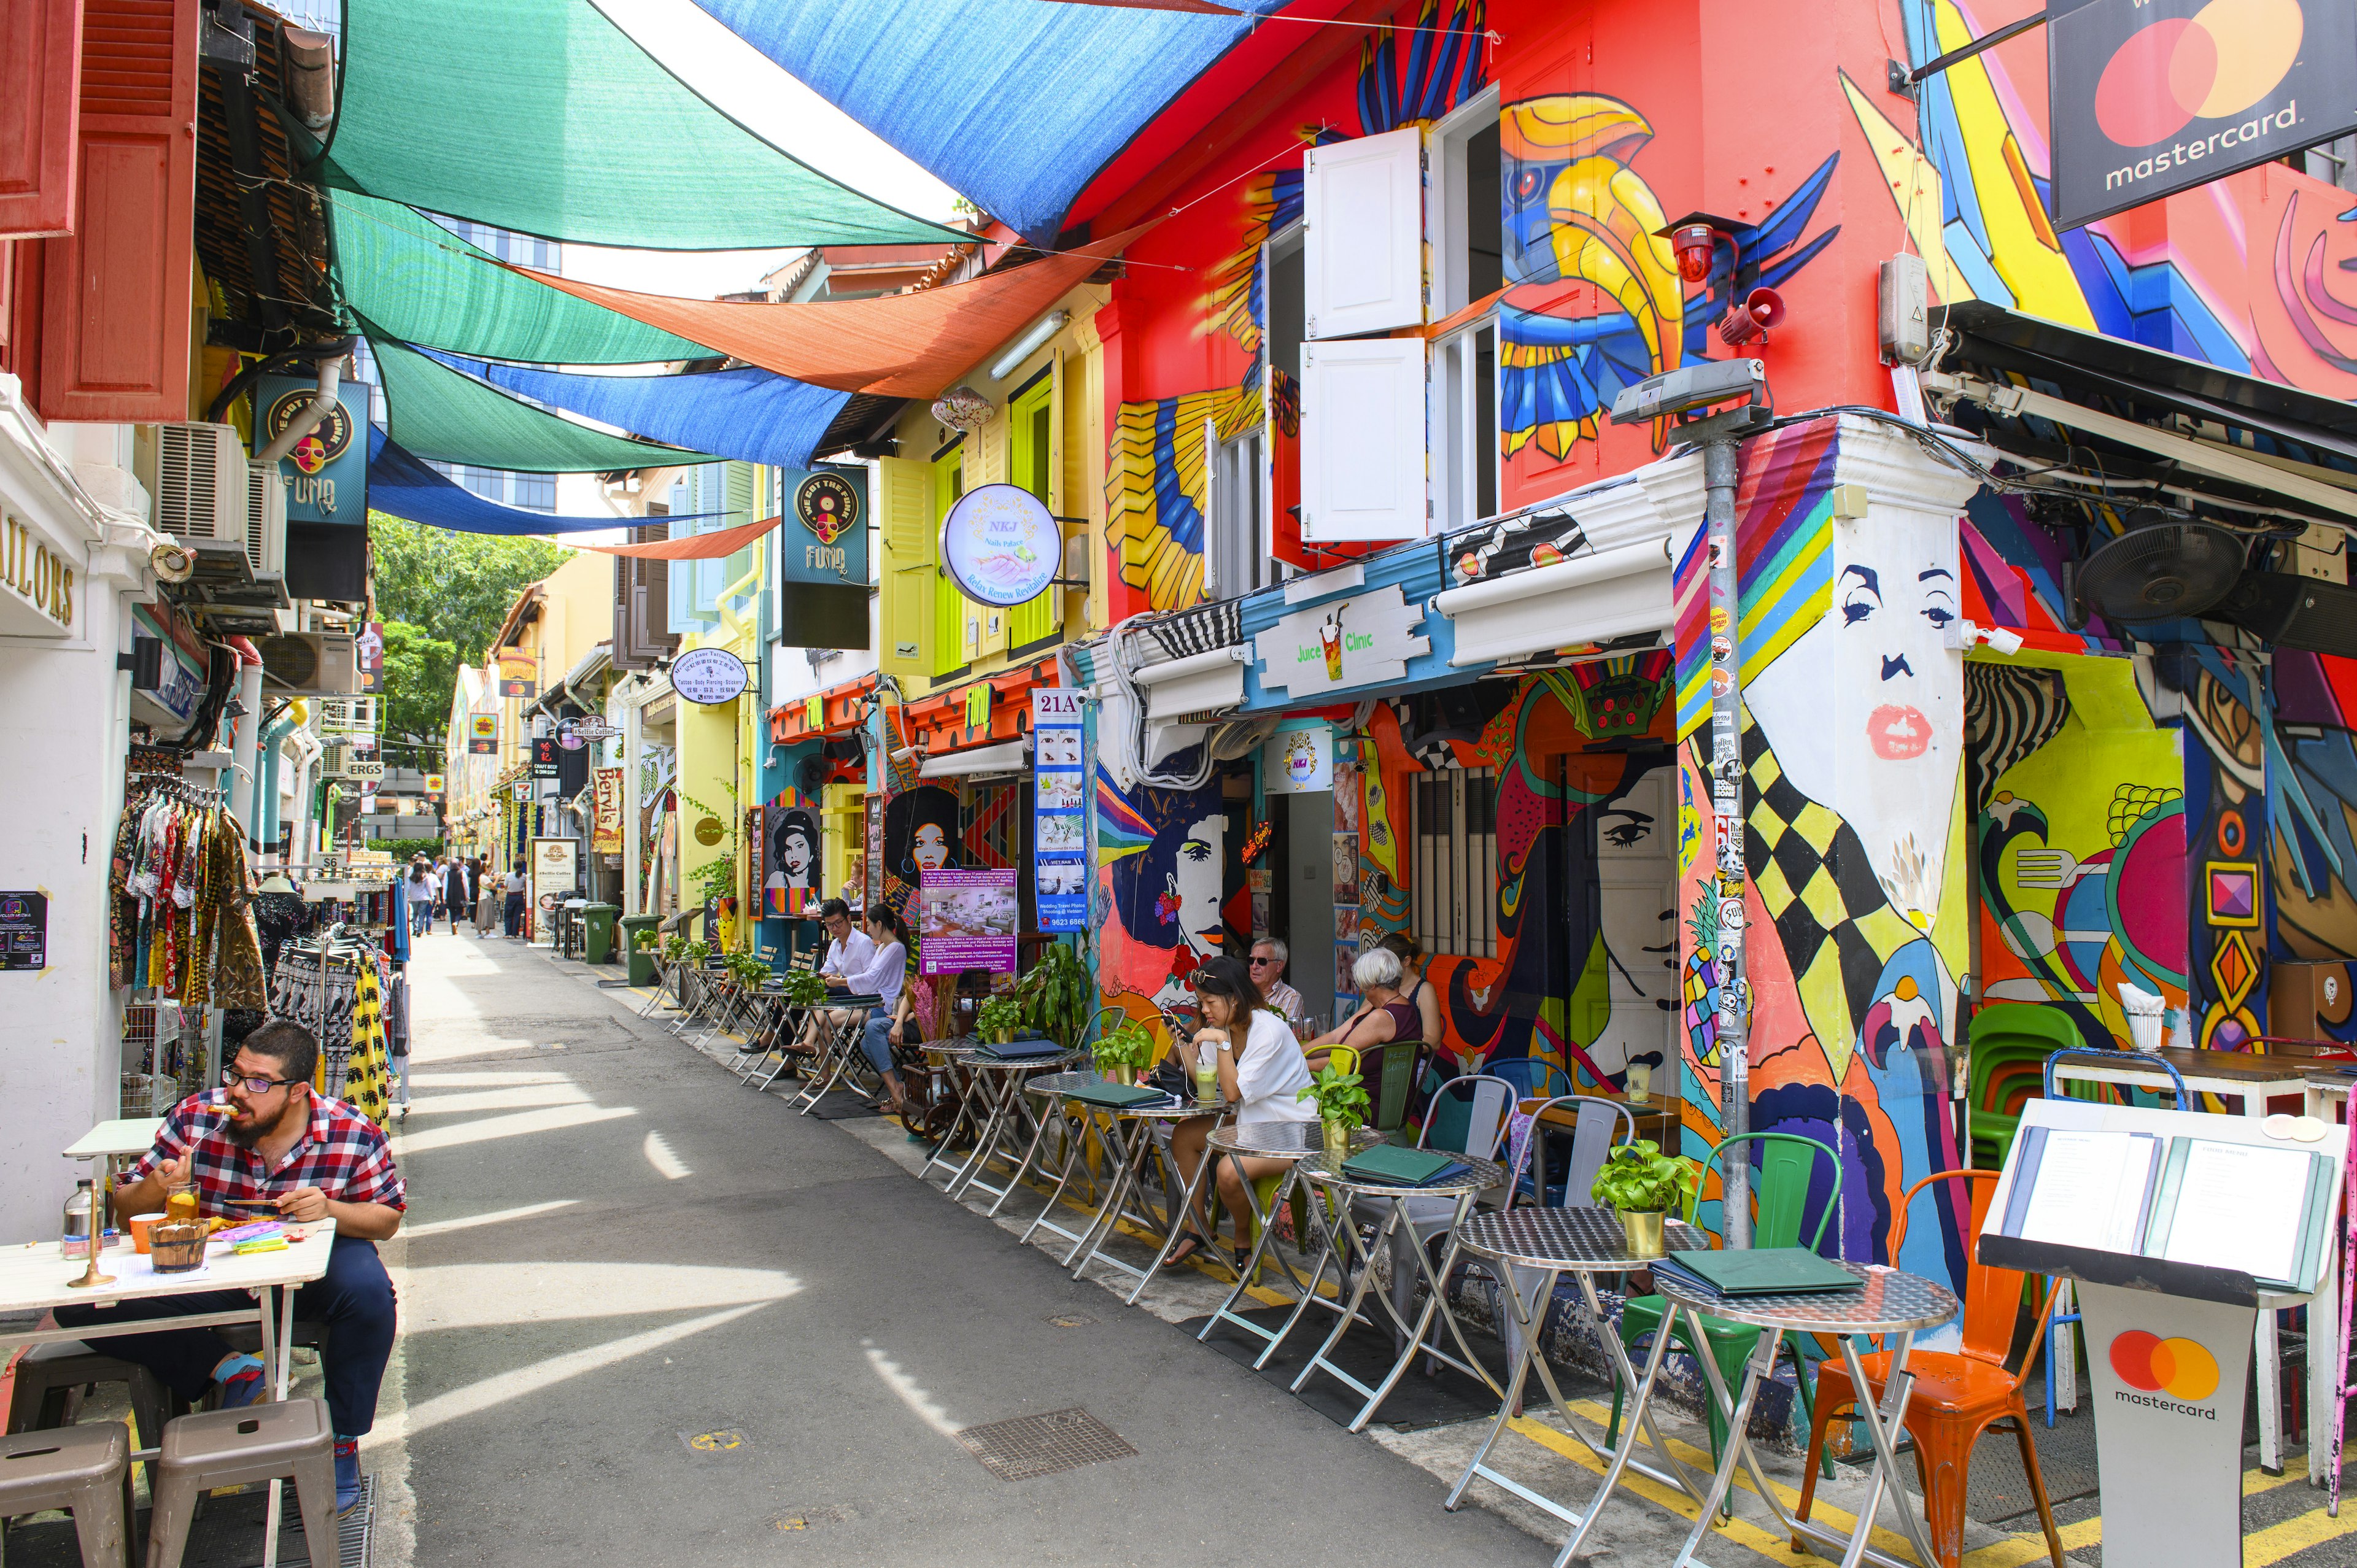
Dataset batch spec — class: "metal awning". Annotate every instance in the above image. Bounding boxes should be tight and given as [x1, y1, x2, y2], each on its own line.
[918, 738, 1029, 779]
[1433, 536, 1676, 668]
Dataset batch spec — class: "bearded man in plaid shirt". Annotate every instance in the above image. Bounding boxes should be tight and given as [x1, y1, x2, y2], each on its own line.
[56, 1018, 403, 1519]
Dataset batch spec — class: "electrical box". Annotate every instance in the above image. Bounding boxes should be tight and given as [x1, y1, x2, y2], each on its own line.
[1878, 254, 1930, 365]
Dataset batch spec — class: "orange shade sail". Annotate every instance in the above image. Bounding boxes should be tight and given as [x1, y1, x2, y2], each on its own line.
[570, 516, 778, 558]
[508, 225, 1149, 398]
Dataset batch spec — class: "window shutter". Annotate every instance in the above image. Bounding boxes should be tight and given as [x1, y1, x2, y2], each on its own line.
[0, 0, 84, 238]
[719, 460, 757, 593]
[874, 455, 931, 680]
[1301, 337, 1428, 543]
[38, 0, 195, 422]
[1303, 125, 1423, 341]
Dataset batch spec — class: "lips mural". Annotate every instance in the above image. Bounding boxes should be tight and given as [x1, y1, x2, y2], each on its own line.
[1868, 703, 1933, 760]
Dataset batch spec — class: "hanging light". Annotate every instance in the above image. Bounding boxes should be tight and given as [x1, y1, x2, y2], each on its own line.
[989, 309, 1069, 381]
[930, 384, 995, 431]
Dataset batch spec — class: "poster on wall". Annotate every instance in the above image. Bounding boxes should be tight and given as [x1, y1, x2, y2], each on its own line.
[918, 868, 1018, 976]
[468, 713, 498, 755]
[592, 767, 623, 852]
[765, 801, 821, 917]
[865, 794, 884, 911]
[1032, 687, 1088, 931]
[1264, 721, 1333, 795]
[355, 622, 384, 693]
[0, 890, 48, 971]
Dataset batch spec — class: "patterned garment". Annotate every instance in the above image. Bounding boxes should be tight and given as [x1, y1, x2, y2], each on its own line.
[128, 1088, 407, 1211]
[106, 795, 142, 989]
[211, 814, 268, 1010]
[340, 964, 392, 1126]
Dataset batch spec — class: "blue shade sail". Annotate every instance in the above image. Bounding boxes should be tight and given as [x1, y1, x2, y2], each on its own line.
[365, 427, 727, 536]
[690, 0, 1282, 243]
[421, 351, 852, 472]
[365, 329, 722, 471]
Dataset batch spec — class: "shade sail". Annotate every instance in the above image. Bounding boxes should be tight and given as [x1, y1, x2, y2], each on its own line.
[567, 514, 780, 558]
[318, 0, 957, 250]
[424, 350, 850, 471]
[692, 0, 1277, 244]
[330, 193, 715, 365]
[510, 226, 1148, 397]
[368, 329, 721, 472]
[366, 428, 727, 535]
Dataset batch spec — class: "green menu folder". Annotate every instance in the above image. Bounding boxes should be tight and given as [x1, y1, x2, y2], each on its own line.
[1062, 1081, 1169, 1111]
[1655, 1246, 1859, 1297]
[1339, 1144, 1468, 1186]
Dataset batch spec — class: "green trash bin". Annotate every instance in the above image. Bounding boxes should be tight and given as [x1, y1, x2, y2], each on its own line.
[581, 904, 621, 965]
[617, 913, 660, 983]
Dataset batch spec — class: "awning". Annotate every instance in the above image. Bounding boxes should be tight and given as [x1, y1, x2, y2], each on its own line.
[1434, 536, 1676, 668]
[919, 738, 1030, 779]
[508, 227, 1148, 398]
[1132, 644, 1249, 719]
[317, 0, 956, 250]
[771, 674, 877, 744]
[366, 428, 729, 536]
[369, 330, 721, 472]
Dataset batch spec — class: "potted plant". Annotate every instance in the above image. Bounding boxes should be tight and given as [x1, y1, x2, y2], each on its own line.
[1295, 1064, 1371, 1157]
[1589, 1140, 1701, 1259]
[1093, 1014, 1155, 1085]
[1014, 943, 1092, 1049]
[976, 995, 1023, 1046]
[780, 967, 830, 1007]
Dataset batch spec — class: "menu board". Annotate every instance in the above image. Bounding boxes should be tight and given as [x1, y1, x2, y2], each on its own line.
[1032, 688, 1088, 932]
[919, 868, 1018, 976]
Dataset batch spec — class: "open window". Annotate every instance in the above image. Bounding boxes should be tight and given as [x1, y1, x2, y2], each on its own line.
[1203, 417, 1266, 601]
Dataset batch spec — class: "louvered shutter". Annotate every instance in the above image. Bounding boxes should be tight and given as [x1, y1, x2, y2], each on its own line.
[38, 0, 196, 422]
[875, 455, 931, 681]
[0, 0, 84, 237]
[720, 460, 758, 596]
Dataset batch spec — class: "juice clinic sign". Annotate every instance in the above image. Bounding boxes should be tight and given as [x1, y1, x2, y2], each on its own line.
[1251, 584, 1430, 699]
[2047, 0, 2356, 228]
[939, 484, 1058, 608]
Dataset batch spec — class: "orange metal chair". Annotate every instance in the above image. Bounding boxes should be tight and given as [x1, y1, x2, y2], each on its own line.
[1792, 1169, 2065, 1568]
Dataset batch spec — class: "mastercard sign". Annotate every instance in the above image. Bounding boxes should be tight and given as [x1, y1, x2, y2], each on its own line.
[2048, 0, 2355, 228]
[2108, 1328, 2220, 1412]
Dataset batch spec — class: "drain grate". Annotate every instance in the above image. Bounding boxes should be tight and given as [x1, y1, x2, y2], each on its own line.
[955, 1408, 1135, 1481]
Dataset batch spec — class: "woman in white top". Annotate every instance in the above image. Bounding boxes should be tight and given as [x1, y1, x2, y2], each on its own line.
[846, 906, 917, 1118]
[1163, 954, 1314, 1267]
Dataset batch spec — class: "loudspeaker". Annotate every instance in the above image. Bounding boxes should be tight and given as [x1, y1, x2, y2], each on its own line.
[2215, 570, 2357, 658]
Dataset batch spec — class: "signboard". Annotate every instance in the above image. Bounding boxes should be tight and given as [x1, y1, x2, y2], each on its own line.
[592, 767, 624, 853]
[497, 651, 536, 700]
[255, 374, 368, 524]
[1264, 720, 1334, 795]
[531, 835, 578, 911]
[424, 773, 444, 797]
[1032, 688, 1088, 932]
[1252, 584, 1430, 699]
[467, 712, 498, 755]
[0, 506, 79, 636]
[939, 483, 1059, 608]
[0, 890, 48, 971]
[672, 646, 749, 705]
[2047, 0, 2357, 229]
[783, 467, 867, 584]
[918, 867, 1019, 976]
[864, 793, 884, 911]
[355, 622, 384, 693]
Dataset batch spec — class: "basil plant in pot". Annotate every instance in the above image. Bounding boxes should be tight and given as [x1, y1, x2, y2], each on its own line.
[1295, 1064, 1372, 1158]
[1091, 1015, 1156, 1085]
[975, 995, 1023, 1046]
[1589, 1140, 1700, 1259]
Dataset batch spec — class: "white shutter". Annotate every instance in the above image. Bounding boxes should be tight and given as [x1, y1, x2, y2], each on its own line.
[1199, 414, 1221, 600]
[1303, 125, 1425, 339]
[1301, 337, 1428, 543]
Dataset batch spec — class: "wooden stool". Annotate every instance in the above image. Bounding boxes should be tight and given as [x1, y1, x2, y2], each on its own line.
[0, 1423, 134, 1568]
[145, 1400, 336, 1568]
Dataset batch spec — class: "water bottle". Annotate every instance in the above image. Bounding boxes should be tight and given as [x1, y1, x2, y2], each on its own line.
[62, 1180, 95, 1259]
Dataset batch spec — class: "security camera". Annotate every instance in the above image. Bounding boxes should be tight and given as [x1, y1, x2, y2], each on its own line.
[1609, 359, 1768, 426]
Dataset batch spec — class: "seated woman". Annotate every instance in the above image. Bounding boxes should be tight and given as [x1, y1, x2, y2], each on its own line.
[1163, 954, 1315, 1267]
[847, 908, 920, 1121]
[1304, 946, 1423, 1072]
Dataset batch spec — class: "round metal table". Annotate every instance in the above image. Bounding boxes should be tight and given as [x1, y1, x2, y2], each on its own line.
[1290, 1147, 1509, 1432]
[913, 1041, 991, 1188]
[1442, 1208, 1714, 1564]
[945, 1047, 1088, 1208]
[1652, 1262, 1959, 1568]
[1062, 1094, 1233, 1300]
[1197, 1121, 1383, 1364]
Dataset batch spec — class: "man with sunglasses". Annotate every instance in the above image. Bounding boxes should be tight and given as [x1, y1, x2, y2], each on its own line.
[55, 1018, 403, 1521]
[1248, 938, 1307, 1030]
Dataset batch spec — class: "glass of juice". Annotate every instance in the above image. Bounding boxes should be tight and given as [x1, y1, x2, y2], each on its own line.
[1193, 1040, 1221, 1105]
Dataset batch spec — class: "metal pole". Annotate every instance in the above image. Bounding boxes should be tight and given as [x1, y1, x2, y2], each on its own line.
[1702, 434, 1752, 1248]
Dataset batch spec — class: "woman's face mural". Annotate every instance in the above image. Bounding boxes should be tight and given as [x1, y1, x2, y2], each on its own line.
[1167, 812, 1226, 962]
[912, 823, 951, 875]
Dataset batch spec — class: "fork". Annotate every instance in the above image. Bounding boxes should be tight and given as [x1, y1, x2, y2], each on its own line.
[2013, 848, 2095, 890]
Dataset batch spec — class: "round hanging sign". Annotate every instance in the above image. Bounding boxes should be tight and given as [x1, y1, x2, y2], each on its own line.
[792, 471, 860, 547]
[671, 647, 749, 705]
[939, 483, 1058, 608]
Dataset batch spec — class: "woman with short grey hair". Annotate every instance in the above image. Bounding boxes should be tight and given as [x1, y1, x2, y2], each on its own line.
[1302, 944, 1419, 1071]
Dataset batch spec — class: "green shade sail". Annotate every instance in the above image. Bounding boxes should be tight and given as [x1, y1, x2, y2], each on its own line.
[317, 0, 958, 250]
[330, 193, 718, 365]
[367, 327, 721, 472]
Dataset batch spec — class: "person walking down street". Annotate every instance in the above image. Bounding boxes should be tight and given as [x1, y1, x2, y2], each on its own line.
[473, 857, 498, 936]
[57, 1019, 405, 1521]
[502, 857, 528, 938]
[441, 855, 474, 935]
[404, 859, 435, 939]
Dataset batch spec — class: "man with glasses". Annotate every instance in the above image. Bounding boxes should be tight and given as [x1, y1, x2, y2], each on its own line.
[1249, 938, 1307, 1030]
[783, 897, 877, 1064]
[55, 1018, 403, 1521]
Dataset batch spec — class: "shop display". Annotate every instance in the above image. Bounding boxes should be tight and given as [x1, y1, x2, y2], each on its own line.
[106, 778, 267, 1008]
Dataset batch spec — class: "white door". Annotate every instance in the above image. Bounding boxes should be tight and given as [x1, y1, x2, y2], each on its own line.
[1300, 336, 1426, 543]
[1303, 125, 1424, 340]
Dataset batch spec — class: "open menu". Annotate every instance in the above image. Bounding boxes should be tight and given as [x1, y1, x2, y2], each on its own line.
[1997, 1126, 2336, 1294]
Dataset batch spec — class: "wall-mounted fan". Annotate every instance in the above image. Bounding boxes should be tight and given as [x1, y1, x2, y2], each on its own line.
[2072, 508, 2245, 627]
[795, 753, 829, 799]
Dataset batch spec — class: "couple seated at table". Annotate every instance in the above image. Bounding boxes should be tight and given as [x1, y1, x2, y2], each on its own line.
[53, 1018, 404, 1521]
[780, 898, 905, 1062]
[1161, 956, 1318, 1268]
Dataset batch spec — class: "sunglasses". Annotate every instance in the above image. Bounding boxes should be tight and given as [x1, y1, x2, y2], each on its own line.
[1248, 956, 1278, 966]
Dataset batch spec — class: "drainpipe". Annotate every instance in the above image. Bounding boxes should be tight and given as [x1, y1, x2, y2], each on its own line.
[225, 639, 266, 844]
[254, 341, 355, 465]
[258, 714, 297, 859]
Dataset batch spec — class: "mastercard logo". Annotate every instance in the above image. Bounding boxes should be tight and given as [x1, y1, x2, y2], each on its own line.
[2110, 1330, 2220, 1400]
[2094, 0, 2305, 147]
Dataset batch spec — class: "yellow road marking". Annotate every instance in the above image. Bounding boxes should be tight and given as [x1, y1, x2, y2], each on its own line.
[1503, 1415, 1798, 1562]
[2247, 1503, 2357, 1567]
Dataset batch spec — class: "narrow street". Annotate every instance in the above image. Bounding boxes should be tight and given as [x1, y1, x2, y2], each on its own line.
[371, 931, 1538, 1567]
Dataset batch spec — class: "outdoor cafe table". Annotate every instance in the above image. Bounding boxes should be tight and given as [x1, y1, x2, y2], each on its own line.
[1196, 1119, 1382, 1364]
[1024, 1086, 1225, 1297]
[1443, 1208, 1714, 1565]
[916, 1041, 993, 1189]
[1653, 1262, 1958, 1568]
[0, 1220, 339, 1568]
[1291, 1147, 1507, 1432]
[944, 1044, 1088, 1208]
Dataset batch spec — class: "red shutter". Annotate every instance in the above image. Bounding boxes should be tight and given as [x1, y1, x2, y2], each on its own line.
[37, 0, 194, 423]
[0, 0, 84, 238]
[1, 239, 44, 402]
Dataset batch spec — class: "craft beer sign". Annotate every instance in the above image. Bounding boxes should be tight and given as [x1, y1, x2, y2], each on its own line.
[2047, 0, 2357, 228]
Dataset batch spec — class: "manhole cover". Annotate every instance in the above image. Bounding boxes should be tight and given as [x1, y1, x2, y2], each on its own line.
[956, 1408, 1134, 1481]
[684, 1429, 747, 1453]
[1047, 1313, 1093, 1328]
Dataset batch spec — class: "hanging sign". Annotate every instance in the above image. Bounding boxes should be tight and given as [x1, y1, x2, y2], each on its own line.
[532, 735, 561, 781]
[672, 646, 749, 705]
[1264, 720, 1334, 795]
[0, 891, 48, 971]
[2046, 0, 2357, 229]
[1032, 688, 1088, 932]
[918, 867, 1019, 976]
[497, 651, 536, 699]
[784, 468, 867, 583]
[939, 483, 1059, 608]
[255, 374, 368, 524]
[355, 622, 384, 693]
[424, 773, 444, 797]
[468, 713, 498, 755]
[1252, 584, 1430, 698]
[592, 767, 624, 853]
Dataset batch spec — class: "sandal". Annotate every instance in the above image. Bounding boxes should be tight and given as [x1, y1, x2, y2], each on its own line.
[1165, 1230, 1213, 1267]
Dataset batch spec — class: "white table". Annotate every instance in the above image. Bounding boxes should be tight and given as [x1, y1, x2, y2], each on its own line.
[0, 1222, 338, 1567]
[63, 1118, 165, 1160]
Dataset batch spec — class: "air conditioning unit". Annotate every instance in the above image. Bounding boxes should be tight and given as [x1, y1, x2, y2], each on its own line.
[134, 423, 250, 545]
[244, 464, 287, 578]
[259, 631, 357, 695]
[316, 696, 379, 733]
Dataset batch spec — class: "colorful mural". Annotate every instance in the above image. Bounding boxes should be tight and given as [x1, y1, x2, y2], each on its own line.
[1096, 771, 1229, 1018]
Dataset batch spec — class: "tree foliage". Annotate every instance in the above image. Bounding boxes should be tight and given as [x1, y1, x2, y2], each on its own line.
[378, 621, 457, 748]
[370, 513, 570, 677]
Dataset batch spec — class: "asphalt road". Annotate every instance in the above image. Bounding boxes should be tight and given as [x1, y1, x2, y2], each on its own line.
[373, 930, 1541, 1567]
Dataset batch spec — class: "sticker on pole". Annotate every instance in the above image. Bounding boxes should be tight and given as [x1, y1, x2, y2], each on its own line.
[939, 484, 1058, 608]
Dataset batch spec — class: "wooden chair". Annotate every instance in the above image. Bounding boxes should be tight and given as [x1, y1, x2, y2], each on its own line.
[1794, 1168, 2065, 1568]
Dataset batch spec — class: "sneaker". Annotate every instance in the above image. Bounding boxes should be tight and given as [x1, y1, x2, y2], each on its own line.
[213, 1354, 266, 1409]
[334, 1437, 363, 1518]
